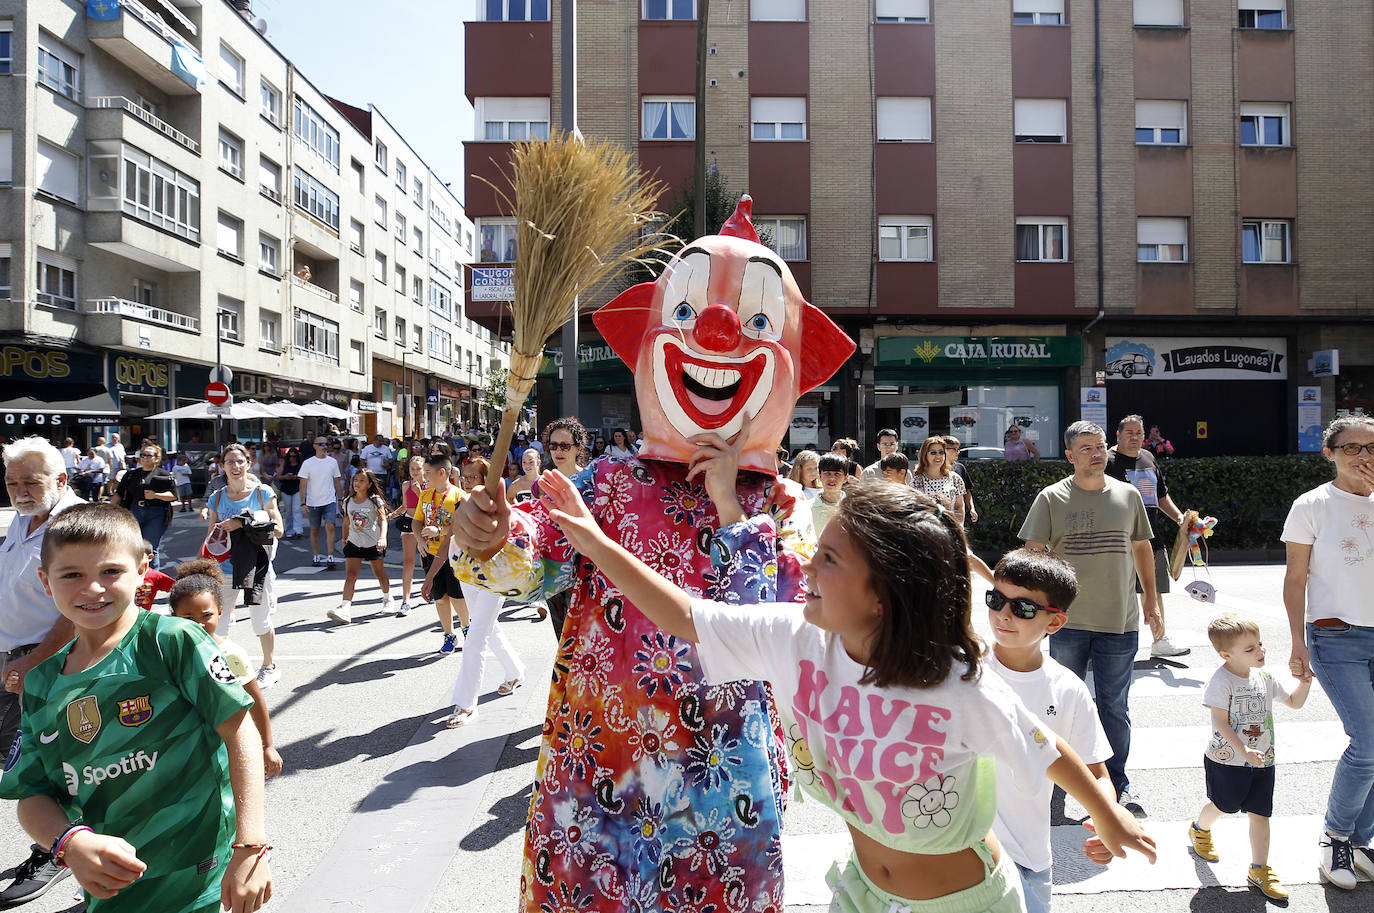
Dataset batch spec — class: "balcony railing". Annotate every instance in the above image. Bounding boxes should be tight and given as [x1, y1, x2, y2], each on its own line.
[82, 297, 200, 332]
[89, 96, 199, 154]
[290, 345, 340, 366]
[123, 0, 181, 45]
[291, 275, 340, 303]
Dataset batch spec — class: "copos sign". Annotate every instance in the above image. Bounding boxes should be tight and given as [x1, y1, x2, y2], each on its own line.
[471, 267, 515, 302]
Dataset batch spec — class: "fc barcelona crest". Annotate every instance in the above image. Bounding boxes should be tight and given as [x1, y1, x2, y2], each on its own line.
[117, 696, 153, 728]
[66, 696, 101, 744]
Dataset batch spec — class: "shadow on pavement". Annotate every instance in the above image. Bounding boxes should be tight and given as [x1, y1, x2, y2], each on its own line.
[461, 781, 536, 852]
[358, 723, 543, 813]
[276, 710, 434, 774]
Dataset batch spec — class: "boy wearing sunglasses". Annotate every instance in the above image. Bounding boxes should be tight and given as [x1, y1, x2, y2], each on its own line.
[985, 548, 1117, 913]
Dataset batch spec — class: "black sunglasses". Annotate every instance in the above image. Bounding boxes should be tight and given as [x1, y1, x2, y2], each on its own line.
[548, 441, 575, 452]
[985, 588, 1063, 620]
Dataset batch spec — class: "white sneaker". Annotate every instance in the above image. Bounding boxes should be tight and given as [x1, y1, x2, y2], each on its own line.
[312, 554, 323, 566]
[255, 664, 281, 690]
[380, 595, 394, 614]
[1352, 844, 1374, 879]
[326, 554, 338, 568]
[327, 604, 352, 624]
[1150, 635, 1191, 658]
[395, 601, 413, 618]
[1320, 836, 1359, 889]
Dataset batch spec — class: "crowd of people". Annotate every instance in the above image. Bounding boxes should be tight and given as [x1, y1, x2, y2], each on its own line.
[0, 410, 1370, 912]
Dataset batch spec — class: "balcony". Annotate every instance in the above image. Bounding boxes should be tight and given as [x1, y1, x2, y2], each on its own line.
[290, 345, 340, 367]
[81, 296, 199, 332]
[89, 96, 199, 155]
[88, 0, 203, 96]
[291, 274, 339, 304]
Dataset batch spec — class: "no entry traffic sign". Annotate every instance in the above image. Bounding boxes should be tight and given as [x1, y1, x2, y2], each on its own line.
[205, 382, 231, 405]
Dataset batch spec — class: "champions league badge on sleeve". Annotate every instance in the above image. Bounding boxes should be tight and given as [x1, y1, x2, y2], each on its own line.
[208, 654, 238, 684]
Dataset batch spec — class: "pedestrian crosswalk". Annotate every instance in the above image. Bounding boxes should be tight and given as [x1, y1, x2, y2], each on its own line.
[780, 570, 1365, 906]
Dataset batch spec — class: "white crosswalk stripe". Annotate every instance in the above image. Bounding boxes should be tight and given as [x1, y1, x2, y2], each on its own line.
[781, 566, 1357, 906]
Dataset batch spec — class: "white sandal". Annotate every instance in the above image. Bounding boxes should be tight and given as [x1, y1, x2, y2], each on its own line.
[444, 707, 477, 728]
[497, 677, 523, 696]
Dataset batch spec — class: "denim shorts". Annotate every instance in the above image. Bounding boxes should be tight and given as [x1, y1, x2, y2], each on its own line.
[307, 501, 339, 528]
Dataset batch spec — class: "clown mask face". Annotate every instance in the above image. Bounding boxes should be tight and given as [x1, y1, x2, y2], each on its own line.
[594, 196, 854, 475]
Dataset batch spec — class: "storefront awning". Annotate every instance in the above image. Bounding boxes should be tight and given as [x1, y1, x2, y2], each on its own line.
[0, 390, 121, 426]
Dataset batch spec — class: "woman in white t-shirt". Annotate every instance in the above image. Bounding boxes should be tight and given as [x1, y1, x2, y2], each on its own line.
[537, 471, 1156, 913]
[605, 428, 637, 459]
[913, 436, 966, 526]
[1282, 415, 1374, 888]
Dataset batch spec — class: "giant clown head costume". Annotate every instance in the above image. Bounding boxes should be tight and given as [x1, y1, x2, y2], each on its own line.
[593, 196, 855, 475]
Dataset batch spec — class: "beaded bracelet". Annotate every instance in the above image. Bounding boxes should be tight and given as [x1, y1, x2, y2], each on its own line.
[231, 843, 273, 859]
[51, 825, 94, 867]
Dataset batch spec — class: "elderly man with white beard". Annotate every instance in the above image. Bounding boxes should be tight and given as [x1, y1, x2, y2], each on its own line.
[0, 436, 82, 906]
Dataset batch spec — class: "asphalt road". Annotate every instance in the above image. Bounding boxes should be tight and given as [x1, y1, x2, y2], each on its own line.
[1, 508, 1371, 912]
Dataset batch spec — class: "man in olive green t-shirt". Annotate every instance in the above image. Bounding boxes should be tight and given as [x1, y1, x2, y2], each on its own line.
[1017, 420, 1156, 817]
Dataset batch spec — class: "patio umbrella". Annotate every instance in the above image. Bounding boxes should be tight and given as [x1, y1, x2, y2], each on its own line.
[266, 400, 309, 418]
[302, 400, 352, 420]
[147, 401, 278, 421]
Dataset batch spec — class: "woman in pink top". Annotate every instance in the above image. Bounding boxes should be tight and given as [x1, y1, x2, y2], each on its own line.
[1003, 425, 1040, 461]
[387, 455, 425, 617]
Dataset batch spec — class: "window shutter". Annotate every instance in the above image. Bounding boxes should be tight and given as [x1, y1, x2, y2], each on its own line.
[1013, 0, 1064, 13]
[876, 0, 930, 19]
[876, 98, 931, 141]
[1134, 0, 1184, 24]
[1013, 99, 1066, 138]
[1137, 218, 1186, 245]
[36, 141, 79, 202]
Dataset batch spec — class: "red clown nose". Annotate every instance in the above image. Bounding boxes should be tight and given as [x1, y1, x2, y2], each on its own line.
[692, 304, 742, 353]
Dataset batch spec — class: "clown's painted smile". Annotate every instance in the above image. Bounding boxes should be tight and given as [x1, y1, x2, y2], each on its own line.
[652, 335, 775, 439]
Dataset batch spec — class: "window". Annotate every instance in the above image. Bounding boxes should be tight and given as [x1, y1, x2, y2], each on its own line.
[429, 325, 453, 362]
[394, 316, 406, 344]
[0, 23, 11, 75]
[295, 308, 340, 363]
[217, 129, 244, 179]
[0, 131, 13, 184]
[875, 0, 929, 22]
[349, 219, 364, 253]
[414, 177, 424, 200]
[260, 310, 281, 351]
[878, 217, 932, 261]
[1239, 1, 1284, 29]
[374, 194, 388, 226]
[642, 97, 695, 140]
[374, 307, 387, 337]
[133, 278, 156, 307]
[1135, 100, 1187, 144]
[876, 97, 932, 142]
[413, 324, 423, 353]
[751, 98, 806, 140]
[395, 263, 407, 292]
[350, 340, 366, 374]
[1137, 218, 1187, 261]
[0, 248, 10, 300]
[375, 252, 387, 283]
[1242, 220, 1290, 263]
[643, 0, 695, 19]
[481, 0, 550, 21]
[375, 141, 388, 174]
[117, 145, 200, 241]
[1014, 99, 1067, 143]
[751, 0, 805, 20]
[396, 211, 407, 240]
[218, 296, 242, 341]
[217, 211, 243, 260]
[757, 216, 807, 260]
[1240, 103, 1289, 146]
[259, 156, 282, 202]
[1134, 0, 1184, 26]
[218, 43, 244, 95]
[36, 140, 79, 203]
[346, 279, 363, 314]
[260, 80, 282, 127]
[1016, 218, 1068, 261]
[412, 275, 424, 302]
[431, 281, 453, 318]
[351, 158, 365, 192]
[293, 97, 340, 172]
[259, 232, 280, 273]
[37, 35, 79, 100]
[396, 161, 407, 190]
[292, 168, 340, 231]
[413, 226, 424, 253]
[1013, 1, 1063, 25]
[36, 252, 76, 309]
[478, 97, 551, 141]
[479, 219, 517, 262]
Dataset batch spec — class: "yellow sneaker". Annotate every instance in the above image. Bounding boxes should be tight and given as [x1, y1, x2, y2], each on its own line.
[1189, 823, 1219, 862]
[1248, 865, 1288, 901]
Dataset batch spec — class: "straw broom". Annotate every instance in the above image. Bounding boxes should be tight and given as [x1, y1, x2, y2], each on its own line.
[479, 130, 670, 497]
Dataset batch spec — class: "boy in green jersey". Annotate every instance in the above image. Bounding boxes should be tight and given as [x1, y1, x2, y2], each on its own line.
[0, 503, 272, 913]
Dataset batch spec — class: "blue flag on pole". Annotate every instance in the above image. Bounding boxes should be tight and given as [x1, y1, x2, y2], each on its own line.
[86, 0, 121, 21]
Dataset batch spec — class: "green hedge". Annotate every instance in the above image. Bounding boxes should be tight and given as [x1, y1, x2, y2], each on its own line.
[963, 455, 1334, 554]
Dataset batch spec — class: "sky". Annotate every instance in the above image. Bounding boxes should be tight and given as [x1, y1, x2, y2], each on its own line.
[251, 0, 475, 201]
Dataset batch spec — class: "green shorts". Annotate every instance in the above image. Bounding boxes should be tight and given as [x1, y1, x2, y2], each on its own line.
[826, 842, 1025, 913]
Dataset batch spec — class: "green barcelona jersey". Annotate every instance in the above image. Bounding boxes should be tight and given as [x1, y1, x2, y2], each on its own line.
[0, 611, 253, 913]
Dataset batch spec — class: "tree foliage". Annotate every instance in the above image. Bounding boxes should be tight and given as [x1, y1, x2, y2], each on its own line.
[623, 168, 769, 287]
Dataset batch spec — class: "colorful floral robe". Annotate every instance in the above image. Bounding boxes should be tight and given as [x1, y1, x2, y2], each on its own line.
[454, 455, 808, 913]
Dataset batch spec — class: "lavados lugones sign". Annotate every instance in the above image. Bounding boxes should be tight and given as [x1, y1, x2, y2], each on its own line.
[877, 336, 1083, 368]
[1105, 337, 1287, 381]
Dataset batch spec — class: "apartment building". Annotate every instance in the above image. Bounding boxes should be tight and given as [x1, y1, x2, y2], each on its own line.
[463, 0, 1374, 456]
[0, 0, 498, 448]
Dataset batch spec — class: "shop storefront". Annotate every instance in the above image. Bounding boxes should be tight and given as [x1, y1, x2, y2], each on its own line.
[436, 381, 469, 434]
[537, 341, 635, 437]
[0, 345, 119, 445]
[1104, 336, 1287, 457]
[872, 335, 1083, 458]
[110, 354, 172, 447]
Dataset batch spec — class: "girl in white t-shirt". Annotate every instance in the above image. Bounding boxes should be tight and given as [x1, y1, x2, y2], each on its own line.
[329, 470, 392, 625]
[537, 472, 1157, 913]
